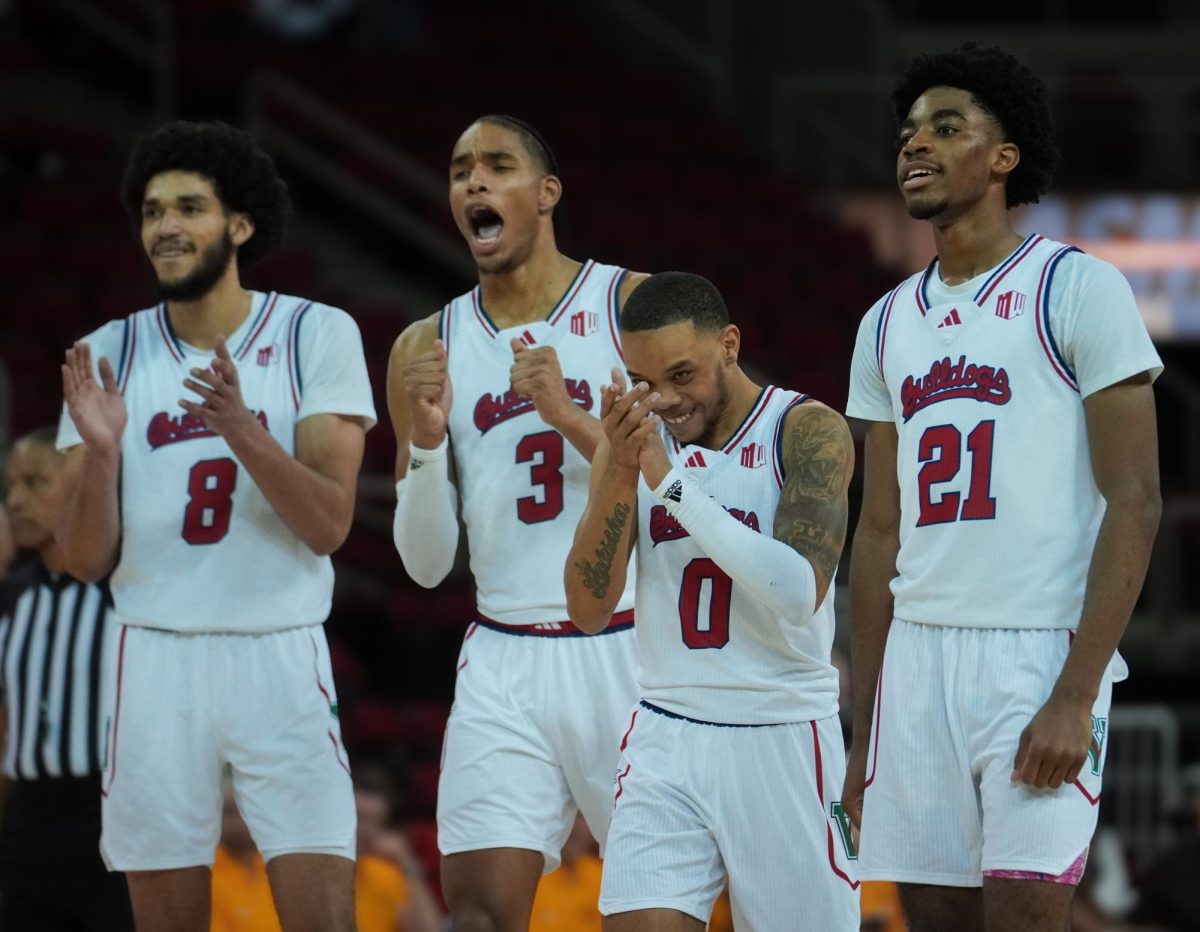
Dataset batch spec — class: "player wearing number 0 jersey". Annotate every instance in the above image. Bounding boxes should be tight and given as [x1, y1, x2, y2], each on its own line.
[388, 116, 645, 931]
[567, 272, 859, 932]
[843, 46, 1162, 932]
[57, 122, 374, 932]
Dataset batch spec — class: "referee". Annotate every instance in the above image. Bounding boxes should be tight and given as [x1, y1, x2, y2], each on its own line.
[0, 427, 133, 930]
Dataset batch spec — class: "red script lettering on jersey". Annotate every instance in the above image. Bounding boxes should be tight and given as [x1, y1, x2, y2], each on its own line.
[649, 504, 760, 546]
[147, 410, 269, 449]
[473, 378, 593, 434]
[900, 356, 1011, 423]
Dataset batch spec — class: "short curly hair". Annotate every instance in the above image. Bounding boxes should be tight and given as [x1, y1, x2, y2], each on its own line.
[892, 44, 1060, 208]
[122, 121, 291, 268]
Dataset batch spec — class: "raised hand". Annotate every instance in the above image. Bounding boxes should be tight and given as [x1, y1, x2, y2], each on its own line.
[180, 335, 259, 439]
[403, 338, 454, 449]
[62, 341, 127, 449]
[600, 367, 659, 474]
[510, 338, 574, 426]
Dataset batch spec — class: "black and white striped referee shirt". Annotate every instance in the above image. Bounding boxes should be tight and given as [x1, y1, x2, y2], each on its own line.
[0, 560, 112, 780]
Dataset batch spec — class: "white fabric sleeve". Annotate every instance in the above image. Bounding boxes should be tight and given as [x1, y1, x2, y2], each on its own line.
[57, 320, 129, 451]
[295, 304, 378, 429]
[1050, 253, 1163, 398]
[393, 438, 459, 588]
[845, 293, 896, 422]
[652, 468, 817, 623]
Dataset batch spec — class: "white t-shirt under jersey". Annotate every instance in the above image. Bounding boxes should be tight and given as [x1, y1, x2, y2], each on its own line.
[58, 292, 377, 634]
[847, 236, 1162, 631]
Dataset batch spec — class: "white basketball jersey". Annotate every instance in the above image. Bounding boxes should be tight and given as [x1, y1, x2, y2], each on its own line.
[848, 236, 1162, 630]
[634, 387, 840, 725]
[443, 259, 636, 626]
[60, 293, 376, 633]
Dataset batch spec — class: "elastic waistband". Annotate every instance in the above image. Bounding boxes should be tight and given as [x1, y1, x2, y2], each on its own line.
[639, 699, 791, 728]
[475, 609, 635, 637]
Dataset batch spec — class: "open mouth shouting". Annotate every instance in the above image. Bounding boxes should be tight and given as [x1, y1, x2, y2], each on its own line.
[467, 204, 505, 250]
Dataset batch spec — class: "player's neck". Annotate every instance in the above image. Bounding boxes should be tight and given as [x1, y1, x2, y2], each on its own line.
[165, 270, 254, 350]
[704, 368, 762, 451]
[930, 203, 1024, 286]
[478, 247, 581, 330]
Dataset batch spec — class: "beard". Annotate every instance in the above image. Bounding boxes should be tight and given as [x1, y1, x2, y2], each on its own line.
[907, 196, 950, 221]
[695, 363, 732, 449]
[156, 231, 235, 302]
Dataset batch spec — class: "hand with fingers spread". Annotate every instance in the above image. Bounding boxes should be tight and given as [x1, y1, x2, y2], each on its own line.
[179, 335, 260, 440]
[62, 341, 127, 449]
[509, 338, 573, 426]
[599, 367, 659, 475]
[1011, 692, 1094, 790]
[403, 338, 453, 449]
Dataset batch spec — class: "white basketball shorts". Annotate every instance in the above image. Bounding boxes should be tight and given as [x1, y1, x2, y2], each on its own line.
[600, 702, 860, 930]
[859, 619, 1117, 886]
[437, 617, 639, 872]
[99, 623, 356, 871]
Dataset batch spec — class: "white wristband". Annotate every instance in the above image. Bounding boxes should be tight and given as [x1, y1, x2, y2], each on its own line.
[652, 467, 818, 622]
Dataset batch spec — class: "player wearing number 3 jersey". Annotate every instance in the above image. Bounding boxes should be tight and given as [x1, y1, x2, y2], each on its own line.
[567, 272, 859, 931]
[56, 122, 375, 932]
[387, 117, 646, 931]
[844, 46, 1162, 931]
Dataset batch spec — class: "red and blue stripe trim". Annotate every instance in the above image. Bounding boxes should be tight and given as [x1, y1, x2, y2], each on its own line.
[771, 393, 809, 488]
[606, 267, 626, 361]
[974, 234, 1043, 305]
[875, 285, 901, 378]
[233, 292, 280, 361]
[155, 304, 184, 363]
[723, 386, 777, 454]
[1034, 246, 1081, 391]
[285, 299, 315, 410]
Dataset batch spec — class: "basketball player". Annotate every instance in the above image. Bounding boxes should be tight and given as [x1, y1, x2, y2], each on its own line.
[57, 121, 376, 932]
[387, 116, 646, 931]
[842, 45, 1162, 931]
[566, 271, 860, 931]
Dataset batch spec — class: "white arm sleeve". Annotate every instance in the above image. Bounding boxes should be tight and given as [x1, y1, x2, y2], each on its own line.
[653, 468, 817, 623]
[393, 438, 459, 588]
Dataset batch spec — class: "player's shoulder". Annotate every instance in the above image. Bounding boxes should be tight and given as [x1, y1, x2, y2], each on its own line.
[777, 393, 854, 451]
[388, 310, 442, 363]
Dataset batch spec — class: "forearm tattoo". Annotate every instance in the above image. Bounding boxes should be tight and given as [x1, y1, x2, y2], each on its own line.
[575, 501, 632, 599]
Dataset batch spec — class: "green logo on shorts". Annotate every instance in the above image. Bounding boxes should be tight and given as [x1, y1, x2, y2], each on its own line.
[1088, 716, 1107, 776]
[830, 801, 857, 860]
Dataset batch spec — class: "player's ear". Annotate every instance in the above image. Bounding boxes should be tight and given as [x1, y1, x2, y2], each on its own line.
[538, 175, 562, 215]
[719, 324, 740, 365]
[229, 211, 255, 248]
[993, 142, 1020, 180]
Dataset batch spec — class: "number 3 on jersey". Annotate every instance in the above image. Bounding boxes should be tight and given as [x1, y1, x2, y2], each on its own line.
[182, 458, 238, 545]
[516, 431, 564, 524]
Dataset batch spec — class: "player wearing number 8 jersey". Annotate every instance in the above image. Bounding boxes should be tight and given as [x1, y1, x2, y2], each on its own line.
[56, 122, 375, 932]
[844, 46, 1162, 931]
[566, 272, 859, 931]
[387, 116, 646, 931]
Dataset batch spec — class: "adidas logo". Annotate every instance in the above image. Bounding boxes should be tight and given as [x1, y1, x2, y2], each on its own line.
[937, 308, 963, 329]
[664, 480, 683, 503]
[684, 451, 707, 468]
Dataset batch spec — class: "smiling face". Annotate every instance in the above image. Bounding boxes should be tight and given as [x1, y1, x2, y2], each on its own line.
[448, 121, 560, 274]
[896, 85, 1018, 222]
[622, 320, 739, 449]
[140, 170, 251, 301]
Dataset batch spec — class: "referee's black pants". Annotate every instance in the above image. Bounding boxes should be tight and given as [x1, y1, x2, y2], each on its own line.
[0, 775, 134, 931]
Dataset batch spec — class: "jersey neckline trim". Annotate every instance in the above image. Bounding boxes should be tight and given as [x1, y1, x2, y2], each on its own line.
[469, 259, 596, 338]
[916, 234, 1042, 316]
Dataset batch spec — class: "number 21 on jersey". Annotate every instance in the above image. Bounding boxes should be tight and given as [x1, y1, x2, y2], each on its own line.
[916, 420, 996, 526]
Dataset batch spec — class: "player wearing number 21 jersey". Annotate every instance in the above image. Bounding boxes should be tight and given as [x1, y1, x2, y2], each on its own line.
[567, 272, 859, 931]
[57, 121, 374, 930]
[843, 45, 1162, 932]
[388, 116, 646, 930]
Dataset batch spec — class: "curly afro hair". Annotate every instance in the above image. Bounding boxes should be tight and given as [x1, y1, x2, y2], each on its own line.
[892, 44, 1060, 208]
[122, 121, 291, 268]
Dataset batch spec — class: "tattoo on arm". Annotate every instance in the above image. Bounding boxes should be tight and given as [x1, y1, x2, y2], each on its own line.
[774, 407, 853, 586]
[574, 501, 632, 599]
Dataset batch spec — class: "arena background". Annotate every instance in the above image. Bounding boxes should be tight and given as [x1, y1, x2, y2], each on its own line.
[1, 0, 1197, 926]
